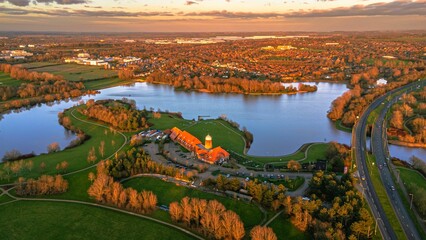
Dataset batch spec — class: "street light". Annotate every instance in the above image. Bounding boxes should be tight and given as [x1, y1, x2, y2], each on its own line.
[375, 217, 382, 236]
[397, 169, 400, 183]
[409, 193, 414, 210]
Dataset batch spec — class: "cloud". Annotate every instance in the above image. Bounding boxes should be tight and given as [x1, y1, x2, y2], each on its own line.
[286, 0, 426, 18]
[0, 0, 424, 19]
[0, 0, 31, 6]
[185, 1, 199, 5]
[0, 0, 88, 6]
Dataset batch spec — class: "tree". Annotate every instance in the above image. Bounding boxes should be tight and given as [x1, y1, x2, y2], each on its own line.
[47, 142, 60, 153]
[98, 141, 105, 158]
[250, 226, 277, 240]
[87, 147, 97, 164]
[390, 110, 403, 129]
[88, 172, 95, 182]
[287, 160, 301, 172]
[2, 149, 21, 162]
[40, 162, 46, 172]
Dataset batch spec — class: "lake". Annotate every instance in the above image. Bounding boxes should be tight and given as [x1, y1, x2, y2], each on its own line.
[0, 82, 424, 162]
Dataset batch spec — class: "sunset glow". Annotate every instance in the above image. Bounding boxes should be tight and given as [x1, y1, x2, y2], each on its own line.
[0, 0, 425, 32]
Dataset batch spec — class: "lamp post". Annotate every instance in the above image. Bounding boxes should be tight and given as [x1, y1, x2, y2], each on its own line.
[396, 169, 400, 183]
[375, 217, 382, 236]
[409, 193, 414, 210]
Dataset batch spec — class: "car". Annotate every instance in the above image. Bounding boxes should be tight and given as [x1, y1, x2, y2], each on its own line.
[390, 185, 395, 191]
[361, 175, 366, 181]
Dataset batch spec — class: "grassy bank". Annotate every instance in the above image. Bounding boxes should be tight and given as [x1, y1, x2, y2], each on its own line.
[268, 215, 308, 240]
[0, 201, 194, 240]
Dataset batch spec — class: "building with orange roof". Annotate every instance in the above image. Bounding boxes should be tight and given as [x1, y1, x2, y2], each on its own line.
[169, 127, 230, 164]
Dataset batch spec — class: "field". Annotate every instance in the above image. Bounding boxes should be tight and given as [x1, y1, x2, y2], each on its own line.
[0, 201, 193, 240]
[0, 72, 22, 87]
[123, 176, 263, 228]
[268, 215, 308, 240]
[22, 63, 118, 82]
[398, 167, 426, 191]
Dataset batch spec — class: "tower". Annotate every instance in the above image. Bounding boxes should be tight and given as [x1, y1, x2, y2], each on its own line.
[205, 134, 212, 149]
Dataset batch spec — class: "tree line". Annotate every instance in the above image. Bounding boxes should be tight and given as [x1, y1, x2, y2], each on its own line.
[169, 196, 245, 240]
[81, 99, 149, 131]
[328, 65, 425, 128]
[0, 64, 92, 113]
[146, 71, 317, 95]
[88, 162, 157, 214]
[16, 174, 68, 196]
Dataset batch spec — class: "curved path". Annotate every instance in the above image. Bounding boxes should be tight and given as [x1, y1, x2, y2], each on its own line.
[354, 80, 424, 240]
[0, 107, 203, 240]
[0, 187, 203, 240]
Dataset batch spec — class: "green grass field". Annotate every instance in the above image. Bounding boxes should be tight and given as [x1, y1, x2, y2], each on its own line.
[268, 215, 308, 240]
[0, 72, 22, 87]
[0, 194, 14, 204]
[20, 62, 62, 69]
[398, 167, 426, 191]
[185, 119, 246, 153]
[123, 176, 263, 228]
[0, 201, 194, 240]
[82, 77, 131, 90]
[25, 63, 117, 82]
[148, 113, 195, 130]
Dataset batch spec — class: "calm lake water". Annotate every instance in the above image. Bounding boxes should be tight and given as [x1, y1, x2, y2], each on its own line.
[0, 82, 424, 162]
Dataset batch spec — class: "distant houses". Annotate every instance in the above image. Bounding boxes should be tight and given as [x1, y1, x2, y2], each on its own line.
[170, 127, 230, 164]
[64, 53, 142, 68]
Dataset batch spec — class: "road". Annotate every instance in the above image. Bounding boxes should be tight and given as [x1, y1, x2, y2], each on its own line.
[354, 79, 424, 240]
[370, 80, 425, 240]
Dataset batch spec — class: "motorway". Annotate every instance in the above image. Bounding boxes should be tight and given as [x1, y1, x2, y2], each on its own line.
[370, 80, 425, 240]
[353, 79, 425, 240]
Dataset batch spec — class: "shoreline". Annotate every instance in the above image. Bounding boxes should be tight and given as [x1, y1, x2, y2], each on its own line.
[388, 140, 426, 149]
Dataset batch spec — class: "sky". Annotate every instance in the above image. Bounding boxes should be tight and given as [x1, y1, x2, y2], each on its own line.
[0, 0, 425, 32]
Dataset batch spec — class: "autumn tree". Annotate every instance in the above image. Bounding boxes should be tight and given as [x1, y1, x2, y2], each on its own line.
[250, 226, 277, 240]
[287, 160, 301, 172]
[47, 142, 60, 153]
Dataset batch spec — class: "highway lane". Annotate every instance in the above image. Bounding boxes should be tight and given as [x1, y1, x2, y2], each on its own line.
[370, 80, 425, 240]
[353, 79, 424, 240]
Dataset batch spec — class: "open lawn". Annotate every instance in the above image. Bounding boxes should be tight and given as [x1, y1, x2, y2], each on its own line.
[148, 113, 194, 130]
[0, 201, 194, 240]
[0, 194, 14, 204]
[123, 176, 263, 228]
[26, 63, 117, 82]
[0, 72, 22, 87]
[185, 119, 246, 154]
[0, 107, 126, 184]
[21, 62, 62, 69]
[398, 167, 426, 191]
[268, 215, 308, 240]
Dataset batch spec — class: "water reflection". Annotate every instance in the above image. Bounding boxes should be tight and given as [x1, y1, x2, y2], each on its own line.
[0, 82, 424, 162]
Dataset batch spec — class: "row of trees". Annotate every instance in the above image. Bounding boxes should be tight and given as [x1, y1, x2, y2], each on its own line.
[389, 89, 426, 144]
[146, 72, 316, 95]
[0, 64, 91, 113]
[169, 197, 245, 240]
[16, 175, 68, 196]
[81, 99, 148, 131]
[328, 66, 425, 128]
[87, 162, 157, 214]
